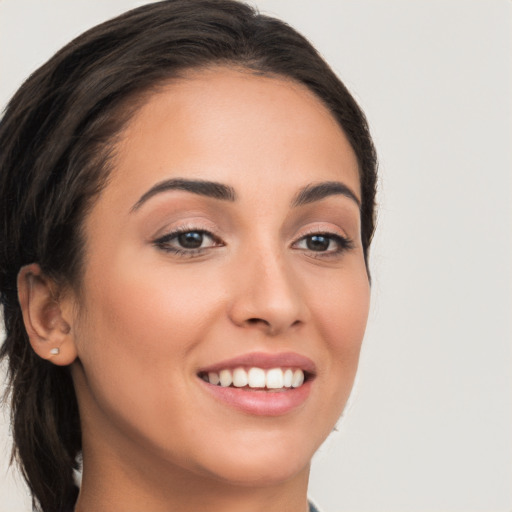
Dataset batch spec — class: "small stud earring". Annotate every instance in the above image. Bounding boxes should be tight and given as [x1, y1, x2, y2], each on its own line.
[50, 347, 60, 355]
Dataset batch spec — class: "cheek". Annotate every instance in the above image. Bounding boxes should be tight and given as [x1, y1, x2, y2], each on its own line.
[310, 260, 370, 349]
[72, 249, 226, 405]
[328, 278, 369, 356]
[71, 252, 230, 449]
[80, 248, 219, 347]
[307, 260, 370, 393]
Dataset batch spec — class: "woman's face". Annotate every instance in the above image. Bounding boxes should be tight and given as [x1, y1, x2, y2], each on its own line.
[67, 68, 370, 486]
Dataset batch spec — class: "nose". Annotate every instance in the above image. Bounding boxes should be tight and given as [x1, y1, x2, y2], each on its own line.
[227, 246, 308, 336]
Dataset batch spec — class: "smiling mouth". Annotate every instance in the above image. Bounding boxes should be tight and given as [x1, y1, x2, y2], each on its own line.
[198, 367, 311, 391]
[197, 353, 316, 415]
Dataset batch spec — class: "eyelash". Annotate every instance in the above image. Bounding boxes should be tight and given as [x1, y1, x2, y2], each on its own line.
[153, 227, 223, 257]
[153, 227, 354, 258]
[291, 231, 354, 258]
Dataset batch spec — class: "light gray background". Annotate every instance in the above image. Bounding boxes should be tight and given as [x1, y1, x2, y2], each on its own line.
[1, 1, 511, 511]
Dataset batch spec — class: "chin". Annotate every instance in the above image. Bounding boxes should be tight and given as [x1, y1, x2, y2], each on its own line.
[202, 452, 311, 488]
[182, 426, 321, 487]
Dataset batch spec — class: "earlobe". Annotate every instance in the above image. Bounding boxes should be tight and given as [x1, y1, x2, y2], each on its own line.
[17, 263, 78, 366]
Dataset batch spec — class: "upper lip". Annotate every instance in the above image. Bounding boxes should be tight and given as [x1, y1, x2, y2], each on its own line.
[198, 351, 317, 375]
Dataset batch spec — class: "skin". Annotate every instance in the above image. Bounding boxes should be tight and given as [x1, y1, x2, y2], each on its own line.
[19, 67, 370, 512]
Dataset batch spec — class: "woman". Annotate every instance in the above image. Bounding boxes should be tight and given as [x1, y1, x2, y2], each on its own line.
[0, 1, 377, 511]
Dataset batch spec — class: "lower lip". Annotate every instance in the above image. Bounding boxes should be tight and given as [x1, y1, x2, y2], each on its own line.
[199, 378, 313, 416]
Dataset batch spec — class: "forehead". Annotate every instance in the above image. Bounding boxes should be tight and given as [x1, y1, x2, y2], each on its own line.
[106, 67, 360, 206]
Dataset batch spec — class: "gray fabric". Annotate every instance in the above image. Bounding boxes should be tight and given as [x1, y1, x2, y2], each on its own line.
[308, 501, 321, 512]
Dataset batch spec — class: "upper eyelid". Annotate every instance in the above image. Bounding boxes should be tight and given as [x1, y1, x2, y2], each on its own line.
[155, 227, 347, 241]
[291, 225, 349, 241]
[150, 220, 351, 243]
[156, 226, 214, 237]
[152, 222, 219, 240]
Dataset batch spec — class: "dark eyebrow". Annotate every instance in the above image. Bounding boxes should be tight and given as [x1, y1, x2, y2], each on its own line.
[131, 178, 236, 211]
[291, 181, 361, 208]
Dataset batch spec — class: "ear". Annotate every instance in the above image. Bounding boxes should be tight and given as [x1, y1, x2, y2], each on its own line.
[17, 263, 78, 366]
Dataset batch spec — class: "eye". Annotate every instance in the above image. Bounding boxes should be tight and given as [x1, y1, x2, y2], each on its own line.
[293, 232, 353, 255]
[176, 231, 207, 249]
[304, 234, 332, 252]
[153, 229, 222, 255]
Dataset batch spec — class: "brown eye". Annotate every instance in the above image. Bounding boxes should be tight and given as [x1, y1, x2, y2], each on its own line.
[306, 235, 330, 251]
[293, 232, 354, 256]
[154, 228, 222, 255]
[177, 231, 204, 249]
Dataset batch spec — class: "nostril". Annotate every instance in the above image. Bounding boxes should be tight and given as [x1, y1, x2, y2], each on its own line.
[246, 318, 270, 326]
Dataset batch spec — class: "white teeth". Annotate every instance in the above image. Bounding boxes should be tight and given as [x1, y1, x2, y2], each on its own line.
[248, 367, 266, 388]
[208, 372, 220, 385]
[283, 368, 293, 388]
[219, 369, 232, 387]
[291, 369, 304, 388]
[232, 368, 248, 387]
[205, 367, 306, 389]
[266, 368, 284, 389]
